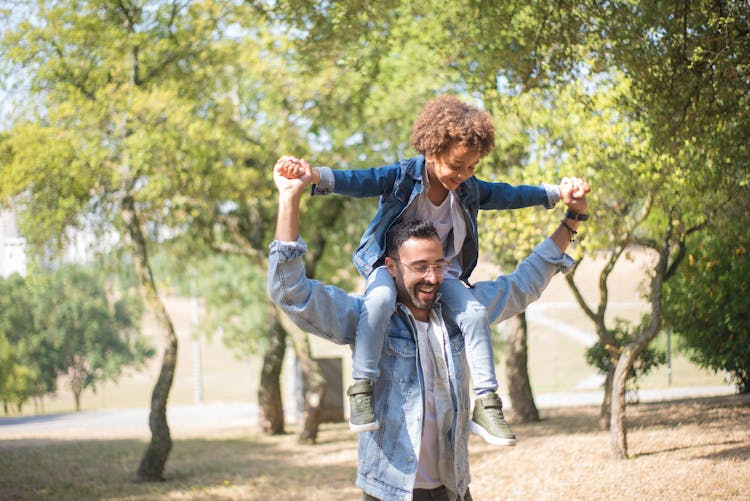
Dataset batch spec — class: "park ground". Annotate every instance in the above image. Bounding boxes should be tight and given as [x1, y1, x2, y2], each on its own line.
[2, 248, 748, 499]
[0, 393, 748, 500]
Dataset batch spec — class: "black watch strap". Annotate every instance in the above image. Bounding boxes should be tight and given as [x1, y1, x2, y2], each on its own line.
[564, 209, 589, 221]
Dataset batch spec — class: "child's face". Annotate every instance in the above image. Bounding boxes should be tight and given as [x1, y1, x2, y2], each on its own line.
[425, 144, 481, 192]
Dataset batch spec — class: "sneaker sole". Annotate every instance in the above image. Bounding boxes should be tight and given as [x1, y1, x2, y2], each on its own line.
[349, 420, 379, 433]
[470, 421, 516, 446]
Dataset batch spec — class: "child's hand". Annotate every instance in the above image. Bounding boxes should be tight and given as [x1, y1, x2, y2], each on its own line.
[560, 177, 590, 214]
[274, 156, 313, 195]
[275, 155, 312, 179]
[560, 177, 591, 203]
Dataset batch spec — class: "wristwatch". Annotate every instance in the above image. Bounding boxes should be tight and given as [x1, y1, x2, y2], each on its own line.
[564, 209, 589, 221]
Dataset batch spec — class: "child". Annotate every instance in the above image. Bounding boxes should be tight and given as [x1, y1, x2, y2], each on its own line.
[276, 95, 588, 446]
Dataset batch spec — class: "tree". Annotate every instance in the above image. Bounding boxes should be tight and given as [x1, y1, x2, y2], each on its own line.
[664, 206, 750, 393]
[29, 265, 153, 411]
[0, 0, 258, 480]
[0, 265, 150, 413]
[0, 273, 60, 412]
[503, 314, 539, 422]
[463, 0, 748, 458]
[0, 274, 41, 413]
[589, 0, 749, 458]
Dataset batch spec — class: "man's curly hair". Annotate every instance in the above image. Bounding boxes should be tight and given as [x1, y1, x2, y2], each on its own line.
[410, 95, 495, 158]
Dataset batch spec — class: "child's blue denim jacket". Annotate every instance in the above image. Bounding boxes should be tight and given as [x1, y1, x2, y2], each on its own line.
[311, 155, 559, 280]
[267, 237, 573, 501]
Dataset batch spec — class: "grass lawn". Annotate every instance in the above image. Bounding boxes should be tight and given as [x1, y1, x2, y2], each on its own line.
[1, 394, 748, 500]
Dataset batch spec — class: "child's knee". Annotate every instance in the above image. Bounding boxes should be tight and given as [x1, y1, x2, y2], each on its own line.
[364, 286, 397, 312]
[459, 303, 488, 330]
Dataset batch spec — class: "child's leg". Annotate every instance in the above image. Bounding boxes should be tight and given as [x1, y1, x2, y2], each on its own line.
[440, 278, 516, 446]
[352, 266, 397, 381]
[348, 266, 396, 433]
[439, 278, 498, 396]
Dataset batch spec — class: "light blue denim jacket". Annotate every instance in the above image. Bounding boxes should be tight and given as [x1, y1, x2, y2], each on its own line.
[311, 155, 560, 281]
[267, 236, 574, 501]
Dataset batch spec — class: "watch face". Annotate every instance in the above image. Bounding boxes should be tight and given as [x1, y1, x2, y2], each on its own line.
[566, 210, 588, 221]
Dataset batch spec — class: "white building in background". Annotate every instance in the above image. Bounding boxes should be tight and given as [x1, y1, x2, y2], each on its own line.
[0, 209, 27, 278]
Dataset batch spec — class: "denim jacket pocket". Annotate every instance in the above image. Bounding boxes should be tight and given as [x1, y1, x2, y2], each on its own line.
[383, 332, 418, 387]
[386, 335, 417, 358]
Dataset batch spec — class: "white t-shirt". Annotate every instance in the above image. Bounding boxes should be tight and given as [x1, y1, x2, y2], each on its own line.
[414, 313, 456, 491]
[413, 318, 443, 489]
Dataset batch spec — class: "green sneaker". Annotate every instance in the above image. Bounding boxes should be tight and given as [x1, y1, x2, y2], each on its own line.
[470, 393, 516, 446]
[347, 380, 379, 432]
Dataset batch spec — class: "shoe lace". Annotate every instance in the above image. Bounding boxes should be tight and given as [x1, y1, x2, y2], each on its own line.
[486, 406, 506, 424]
[482, 397, 506, 425]
[352, 393, 372, 412]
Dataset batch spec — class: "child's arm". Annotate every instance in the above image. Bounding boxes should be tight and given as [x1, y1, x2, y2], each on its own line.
[276, 155, 403, 199]
[474, 176, 590, 211]
[474, 178, 560, 210]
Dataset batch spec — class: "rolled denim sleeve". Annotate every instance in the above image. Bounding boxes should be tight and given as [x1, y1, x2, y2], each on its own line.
[471, 238, 574, 325]
[310, 166, 335, 196]
[542, 183, 561, 208]
[267, 238, 359, 345]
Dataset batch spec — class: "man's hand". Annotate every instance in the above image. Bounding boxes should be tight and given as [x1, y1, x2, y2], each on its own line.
[273, 156, 312, 241]
[560, 177, 590, 214]
[274, 156, 313, 198]
[275, 155, 321, 185]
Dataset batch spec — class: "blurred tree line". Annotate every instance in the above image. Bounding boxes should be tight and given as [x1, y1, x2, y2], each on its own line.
[0, 263, 152, 413]
[0, 0, 746, 476]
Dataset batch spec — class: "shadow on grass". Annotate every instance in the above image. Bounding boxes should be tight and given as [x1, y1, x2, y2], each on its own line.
[700, 443, 750, 461]
[509, 405, 602, 439]
[0, 426, 360, 501]
[0, 412, 73, 426]
[510, 393, 750, 440]
[632, 439, 746, 459]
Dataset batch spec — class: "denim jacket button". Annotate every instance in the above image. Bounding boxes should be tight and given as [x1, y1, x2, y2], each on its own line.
[407, 455, 414, 462]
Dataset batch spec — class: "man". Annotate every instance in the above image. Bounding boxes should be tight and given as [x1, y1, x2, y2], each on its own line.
[267, 161, 589, 501]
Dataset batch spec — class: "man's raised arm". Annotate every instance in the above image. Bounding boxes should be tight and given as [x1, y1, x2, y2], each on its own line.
[273, 156, 312, 242]
[267, 156, 360, 346]
[473, 181, 590, 324]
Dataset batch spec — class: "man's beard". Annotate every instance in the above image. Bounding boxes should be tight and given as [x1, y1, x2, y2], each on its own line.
[395, 270, 439, 312]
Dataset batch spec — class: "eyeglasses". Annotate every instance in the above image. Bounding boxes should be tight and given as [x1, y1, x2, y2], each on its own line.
[393, 259, 447, 276]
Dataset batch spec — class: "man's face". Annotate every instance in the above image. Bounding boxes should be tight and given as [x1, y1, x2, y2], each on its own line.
[386, 236, 445, 320]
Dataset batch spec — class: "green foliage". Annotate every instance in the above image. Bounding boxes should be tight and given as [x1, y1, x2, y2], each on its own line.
[0, 265, 152, 411]
[151, 246, 268, 357]
[0, 1, 281, 256]
[197, 255, 268, 357]
[0, 273, 52, 410]
[585, 317, 667, 390]
[664, 209, 750, 393]
[31, 265, 153, 404]
[480, 73, 664, 267]
[1, 1, 747, 413]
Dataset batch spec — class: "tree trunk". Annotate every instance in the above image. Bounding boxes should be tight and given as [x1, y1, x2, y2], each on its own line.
[288, 327, 327, 443]
[599, 366, 614, 430]
[259, 306, 286, 435]
[122, 196, 179, 483]
[504, 313, 539, 422]
[610, 347, 633, 459]
[610, 222, 671, 459]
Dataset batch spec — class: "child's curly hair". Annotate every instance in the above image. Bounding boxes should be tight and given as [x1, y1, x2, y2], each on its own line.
[410, 95, 495, 158]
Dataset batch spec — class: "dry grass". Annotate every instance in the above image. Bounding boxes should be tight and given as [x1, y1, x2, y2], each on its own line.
[1, 394, 748, 500]
[470, 394, 750, 501]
